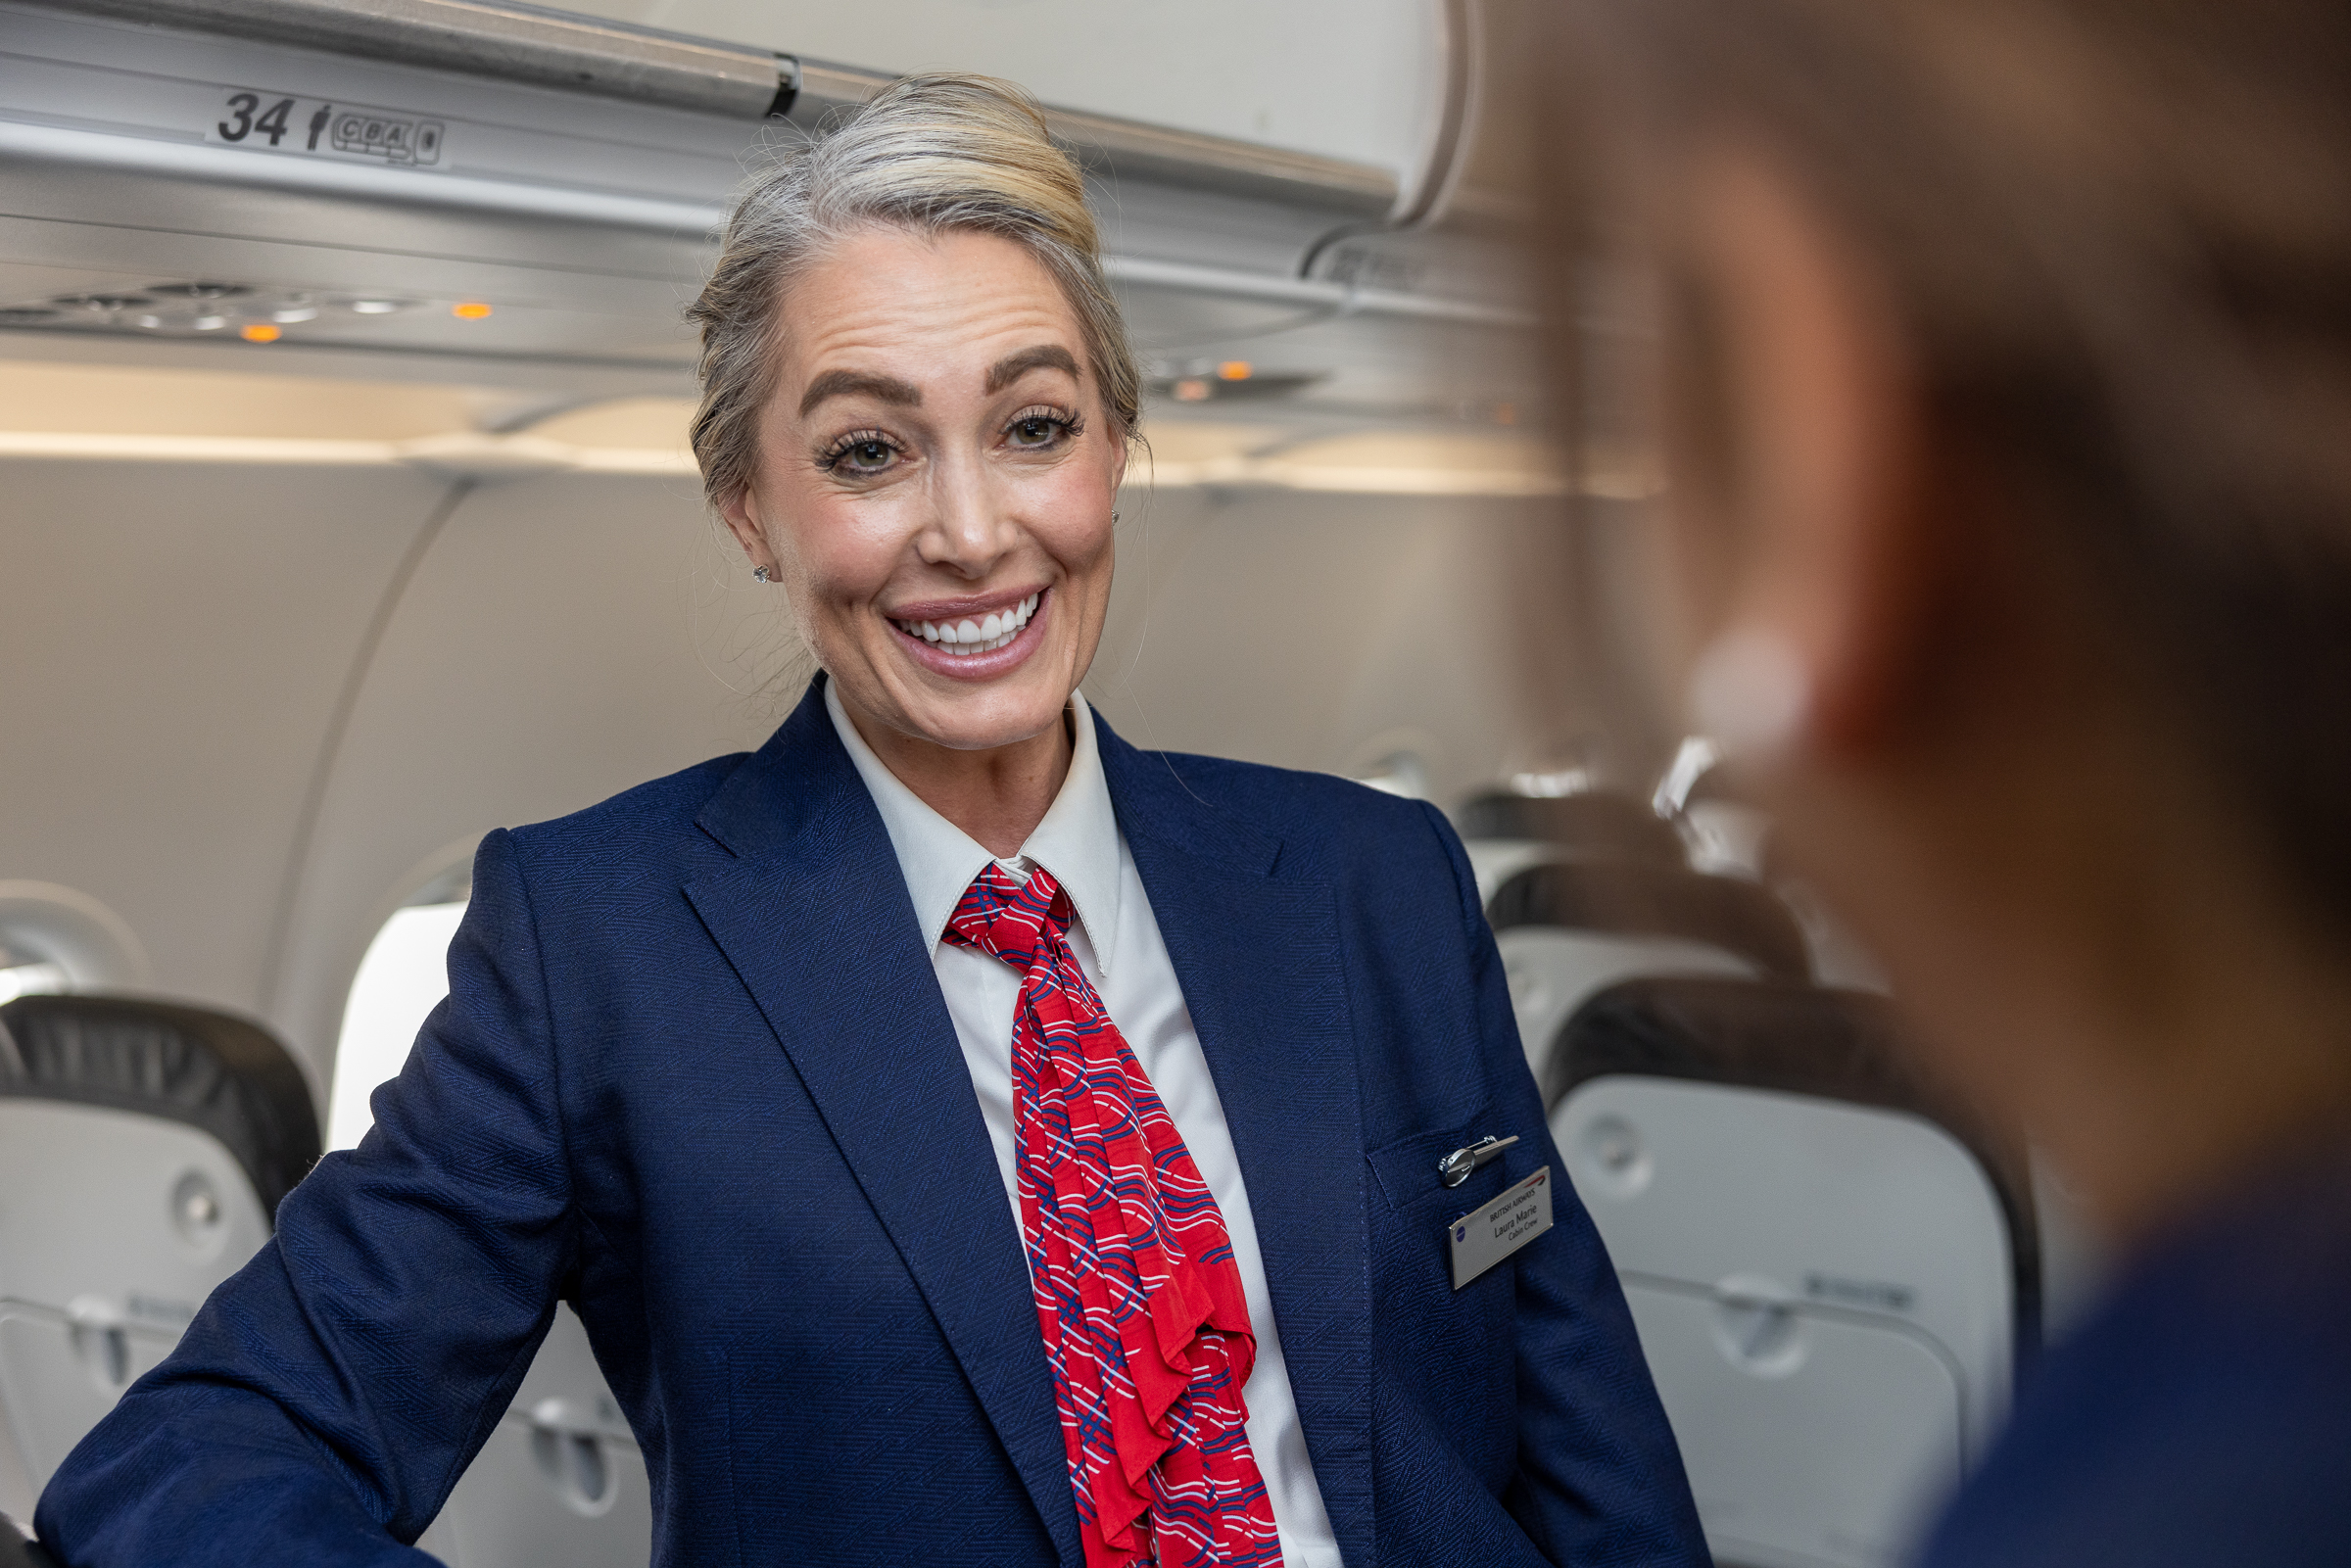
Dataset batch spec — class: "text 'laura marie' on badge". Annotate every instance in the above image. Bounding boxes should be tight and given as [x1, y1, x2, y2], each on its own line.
[1449, 1164, 1556, 1289]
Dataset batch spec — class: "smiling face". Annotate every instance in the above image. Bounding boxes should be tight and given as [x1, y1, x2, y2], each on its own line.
[721, 224, 1127, 754]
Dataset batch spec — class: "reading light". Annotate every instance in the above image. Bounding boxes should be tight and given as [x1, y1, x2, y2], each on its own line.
[453, 302, 493, 320]
[240, 323, 281, 343]
[349, 300, 404, 314]
[1173, 379, 1211, 403]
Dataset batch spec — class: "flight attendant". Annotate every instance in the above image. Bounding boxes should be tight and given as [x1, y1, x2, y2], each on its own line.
[36, 75, 1704, 1568]
[1542, 1, 2351, 1563]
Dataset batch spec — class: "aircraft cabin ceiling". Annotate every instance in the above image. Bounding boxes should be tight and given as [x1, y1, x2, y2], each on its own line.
[0, 0, 1543, 437]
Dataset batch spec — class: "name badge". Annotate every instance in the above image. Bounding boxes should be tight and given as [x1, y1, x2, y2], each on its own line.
[1449, 1165, 1556, 1289]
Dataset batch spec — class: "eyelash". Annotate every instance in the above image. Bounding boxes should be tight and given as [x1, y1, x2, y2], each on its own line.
[815, 429, 902, 474]
[1005, 406, 1083, 448]
[813, 406, 1084, 475]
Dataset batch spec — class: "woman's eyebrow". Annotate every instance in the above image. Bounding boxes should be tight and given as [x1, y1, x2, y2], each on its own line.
[799, 369, 922, 416]
[985, 345, 1080, 393]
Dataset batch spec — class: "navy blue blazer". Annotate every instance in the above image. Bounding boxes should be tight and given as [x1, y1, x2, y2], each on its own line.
[38, 682, 1705, 1567]
[1917, 1143, 2351, 1568]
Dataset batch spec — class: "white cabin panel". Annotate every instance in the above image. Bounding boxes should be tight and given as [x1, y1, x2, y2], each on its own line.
[568, 0, 1450, 180]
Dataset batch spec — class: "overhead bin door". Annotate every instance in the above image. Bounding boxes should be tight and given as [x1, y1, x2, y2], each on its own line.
[558, 0, 1446, 182]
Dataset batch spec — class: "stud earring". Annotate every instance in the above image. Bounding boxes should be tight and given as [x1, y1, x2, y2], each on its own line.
[752, 565, 771, 583]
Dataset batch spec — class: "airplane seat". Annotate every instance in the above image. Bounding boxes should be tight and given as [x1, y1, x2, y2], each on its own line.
[0, 986, 650, 1565]
[327, 897, 649, 1568]
[0, 993, 318, 1494]
[1550, 976, 2039, 1568]
[439, 1301, 652, 1568]
[1456, 787, 1688, 906]
[0, 1512, 59, 1568]
[1488, 854, 1812, 1098]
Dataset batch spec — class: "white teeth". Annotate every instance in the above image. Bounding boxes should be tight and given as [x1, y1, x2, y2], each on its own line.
[892, 594, 1039, 655]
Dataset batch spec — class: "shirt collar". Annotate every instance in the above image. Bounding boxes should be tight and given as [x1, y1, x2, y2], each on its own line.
[825, 679, 1124, 972]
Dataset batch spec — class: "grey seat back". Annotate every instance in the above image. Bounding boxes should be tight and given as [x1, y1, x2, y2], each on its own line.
[439, 1304, 651, 1568]
[326, 933, 649, 1568]
[1459, 788, 1691, 910]
[1457, 790, 1694, 865]
[1487, 858, 1813, 1100]
[1551, 978, 2038, 1568]
[0, 995, 318, 1493]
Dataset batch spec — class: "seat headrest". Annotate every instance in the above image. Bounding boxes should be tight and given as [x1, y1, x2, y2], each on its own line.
[0, 994, 320, 1219]
[1, 1514, 61, 1568]
[1549, 976, 1931, 1108]
[1456, 790, 1688, 868]
[1488, 859, 1813, 983]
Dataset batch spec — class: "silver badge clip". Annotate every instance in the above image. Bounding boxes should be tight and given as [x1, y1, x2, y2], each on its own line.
[1436, 1133, 1519, 1188]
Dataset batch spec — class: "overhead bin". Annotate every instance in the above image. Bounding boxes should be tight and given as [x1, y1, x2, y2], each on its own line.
[43, 0, 800, 119]
[0, 0, 1537, 420]
[12, 0, 1408, 212]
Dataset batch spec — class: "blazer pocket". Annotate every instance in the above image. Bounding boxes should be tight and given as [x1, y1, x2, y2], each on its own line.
[1366, 1101, 1535, 1224]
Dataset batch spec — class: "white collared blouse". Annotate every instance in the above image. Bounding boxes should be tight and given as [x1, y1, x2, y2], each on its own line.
[826, 681, 1343, 1568]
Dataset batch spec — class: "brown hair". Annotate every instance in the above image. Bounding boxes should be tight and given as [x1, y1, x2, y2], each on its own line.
[687, 72, 1142, 514]
[1561, 0, 2351, 927]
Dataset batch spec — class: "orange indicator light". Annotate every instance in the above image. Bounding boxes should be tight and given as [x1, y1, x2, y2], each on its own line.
[239, 323, 281, 343]
[1216, 360, 1253, 381]
[452, 301, 493, 319]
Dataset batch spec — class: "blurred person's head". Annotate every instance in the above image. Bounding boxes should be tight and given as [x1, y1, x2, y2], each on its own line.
[694, 74, 1136, 762]
[1551, 0, 2351, 1241]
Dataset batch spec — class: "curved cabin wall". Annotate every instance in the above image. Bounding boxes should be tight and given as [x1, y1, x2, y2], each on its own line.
[0, 456, 450, 1028]
[1, 398, 1605, 1101]
[269, 476, 1597, 1092]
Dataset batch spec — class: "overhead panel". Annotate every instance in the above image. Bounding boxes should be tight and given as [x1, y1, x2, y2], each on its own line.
[1, 1, 761, 373]
[0, 0, 1539, 423]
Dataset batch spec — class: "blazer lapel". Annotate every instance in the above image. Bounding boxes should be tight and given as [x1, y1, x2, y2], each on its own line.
[1097, 719, 1374, 1568]
[685, 683, 1080, 1564]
